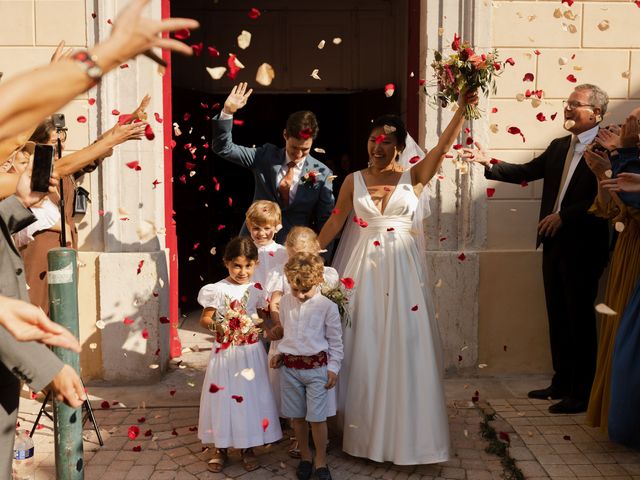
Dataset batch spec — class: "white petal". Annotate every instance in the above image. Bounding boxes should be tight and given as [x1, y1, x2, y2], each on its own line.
[206, 66, 227, 80]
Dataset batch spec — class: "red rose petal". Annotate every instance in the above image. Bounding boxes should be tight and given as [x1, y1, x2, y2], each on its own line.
[128, 425, 140, 440]
[159, 316, 170, 324]
[154, 113, 163, 123]
[132, 445, 141, 452]
[209, 383, 224, 393]
[111, 109, 120, 116]
[88, 98, 96, 106]
[636, 1, 640, 7]
[534, 49, 541, 56]
[486, 188, 496, 198]
[141, 328, 149, 339]
[458, 253, 466, 261]
[106, 19, 112, 25]
[566, 74, 577, 83]
[551, 112, 558, 121]
[188, 426, 198, 432]
[536, 112, 547, 122]
[169, 390, 176, 396]
[253, 283, 263, 291]
[144, 124, 155, 140]
[507, 126, 526, 143]
[490, 158, 500, 165]
[374, 134, 385, 144]
[472, 390, 480, 402]
[409, 155, 420, 164]
[331, 208, 340, 215]
[126, 160, 141, 171]
[227, 54, 242, 80]
[411, 305, 419, 312]
[299, 128, 313, 139]
[144, 429, 152, 437]
[77, 116, 87, 123]
[123, 317, 134, 325]
[218, 224, 226, 231]
[419, 79, 426, 86]
[373, 240, 381, 247]
[491, 107, 498, 114]
[174, 29, 190, 40]
[563, 435, 572, 441]
[100, 401, 110, 409]
[466, 136, 474, 145]
[499, 431, 511, 442]
[248, 7, 261, 19]
[231, 395, 244, 403]
[233, 119, 245, 126]
[521, 181, 529, 187]
[137, 260, 144, 274]
[228, 197, 233, 207]
[340, 277, 355, 289]
[191, 42, 203, 56]
[262, 418, 269, 432]
[152, 179, 161, 189]
[91, 12, 96, 18]
[120, 63, 129, 69]
[171, 429, 178, 436]
[505, 57, 515, 66]
[453, 143, 463, 150]
[207, 46, 220, 57]
[522, 72, 534, 82]
[387, 227, 395, 232]
[561, 0, 574, 6]
[137, 417, 146, 423]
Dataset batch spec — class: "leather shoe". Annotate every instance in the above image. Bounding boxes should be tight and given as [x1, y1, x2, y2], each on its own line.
[548, 398, 587, 414]
[527, 386, 566, 400]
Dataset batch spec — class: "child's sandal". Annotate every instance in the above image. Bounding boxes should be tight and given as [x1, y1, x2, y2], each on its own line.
[241, 448, 260, 472]
[207, 448, 227, 473]
[288, 437, 301, 459]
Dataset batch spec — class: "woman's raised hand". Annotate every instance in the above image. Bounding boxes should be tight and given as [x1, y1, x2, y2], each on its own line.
[109, 122, 147, 145]
[104, 0, 199, 63]
[595, 127, 620, 152]
[458, 89, 479, 108]
[620, 115, 640, 149]
[584, 149, 612, 178]
[50, 41, 73, 64]
[131, 94, 151, 122]
[600, 172, 640, 193]
[223, 83, 253, 115]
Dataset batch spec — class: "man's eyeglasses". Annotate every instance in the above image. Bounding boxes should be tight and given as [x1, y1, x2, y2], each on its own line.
[563, 100, 594, 111]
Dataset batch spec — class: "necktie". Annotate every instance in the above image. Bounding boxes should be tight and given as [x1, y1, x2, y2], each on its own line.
[278, 161, 297, 206]
[553, 135, 579, 212]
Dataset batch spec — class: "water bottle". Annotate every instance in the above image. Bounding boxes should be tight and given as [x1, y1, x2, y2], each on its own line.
[12, 431, 35, 480]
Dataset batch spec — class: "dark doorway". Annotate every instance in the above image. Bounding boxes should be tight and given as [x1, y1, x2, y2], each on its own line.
[170, 1, 407, 312]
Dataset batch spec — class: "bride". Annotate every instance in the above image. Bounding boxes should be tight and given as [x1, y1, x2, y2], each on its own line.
[318, 91, 478, 465]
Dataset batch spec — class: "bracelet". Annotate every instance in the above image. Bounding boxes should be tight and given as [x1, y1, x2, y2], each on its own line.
[71, 51, 103, 83]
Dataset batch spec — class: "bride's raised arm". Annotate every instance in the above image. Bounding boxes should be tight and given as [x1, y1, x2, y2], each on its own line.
[411, 90, 478, 187]
[318, 173, 355, 249]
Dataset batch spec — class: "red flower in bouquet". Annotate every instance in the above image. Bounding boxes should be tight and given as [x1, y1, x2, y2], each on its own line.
[228, 317, 241, 330]
[451, 33, 461, 51]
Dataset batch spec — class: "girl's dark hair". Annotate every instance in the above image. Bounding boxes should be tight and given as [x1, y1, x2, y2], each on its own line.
[30, 118, 56, 144]
[223, 236, 258, 262]
[369, 115, 407, 149]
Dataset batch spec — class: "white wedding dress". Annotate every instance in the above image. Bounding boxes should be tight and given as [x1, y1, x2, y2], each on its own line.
[334, 169, 450, 465]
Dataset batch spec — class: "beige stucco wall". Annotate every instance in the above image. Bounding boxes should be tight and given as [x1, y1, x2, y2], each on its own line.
[478, 0, 638, 373]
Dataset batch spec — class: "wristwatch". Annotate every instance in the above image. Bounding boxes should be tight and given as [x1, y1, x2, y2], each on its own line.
[71, 51, 103, 82]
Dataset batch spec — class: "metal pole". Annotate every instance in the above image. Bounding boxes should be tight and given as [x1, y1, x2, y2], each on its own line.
[48, 247, 84, 479]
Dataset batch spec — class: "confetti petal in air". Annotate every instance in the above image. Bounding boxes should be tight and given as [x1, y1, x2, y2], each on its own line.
[522, 73, 534, 82]
[255, 63, 275, 86]
[374, 134, 385, 144]
[123, 317, 134, 325]
[411, 305, 419, 312]
[564, 119, 576, 130]
[299, 128, 313, 139]
[88, 98, 96, 105]
[486, 188, 496, 198]
[132, 446, 141, 452]
[231, 395, 244, 403]
[507, 126, 526, 142]
[191, 43, 203, 56]
[100, 401, 110, 409]
[206, 67, 227, 80]
[566, 74, 577, 83]
[331, 208, 340, 215]
[340, 277, 355, 289]
[458, 253, 466, 261]
[126, 161, 142, 171]
[505, 57, 515, 66]
[174, 29, 190, 40]
[536, 112, 547, 122]
[595, 303, 617, 315]
[141, 328, 149, 339]
[248, 7, 261, 19]
[240, 368, 255, 380]
[317, 40, 325, 49]
[137, 260, 144, 275]
[332, 37, 342, 45]
[77, 116, 87, 124]
[227, 54, 244, 80]
[311, 69, 321, 80]
[384, 83, 395, 97]
[237, 30, 252, 49]
[262, 418, 269, 432]
[409, 156, 420, 164]
[144, 124, 155, 140]
[111, 109, 121, 116]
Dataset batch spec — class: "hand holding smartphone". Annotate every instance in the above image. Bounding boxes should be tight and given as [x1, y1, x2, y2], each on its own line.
[31, 144, 55, 193]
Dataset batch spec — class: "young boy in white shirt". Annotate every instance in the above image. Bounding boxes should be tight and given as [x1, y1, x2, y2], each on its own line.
[269, 253, 343, 480]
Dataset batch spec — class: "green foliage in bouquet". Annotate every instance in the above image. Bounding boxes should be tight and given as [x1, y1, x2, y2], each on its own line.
[426, 33, 504, 120]
[321, 282, 352, 328]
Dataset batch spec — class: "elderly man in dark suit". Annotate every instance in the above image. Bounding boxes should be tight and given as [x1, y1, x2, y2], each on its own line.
[211, 83, 335, 243]
[0, 164, 85, 477]
[471, 84, 610, 414]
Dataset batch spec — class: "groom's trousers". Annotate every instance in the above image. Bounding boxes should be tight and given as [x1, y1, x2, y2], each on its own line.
[541, 235, 606, 403]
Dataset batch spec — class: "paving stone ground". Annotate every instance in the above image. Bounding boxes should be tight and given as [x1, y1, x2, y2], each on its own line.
[15, 313, 640, 479]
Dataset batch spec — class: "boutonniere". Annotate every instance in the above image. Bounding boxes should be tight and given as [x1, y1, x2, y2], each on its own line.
[301, 170, 320, 186]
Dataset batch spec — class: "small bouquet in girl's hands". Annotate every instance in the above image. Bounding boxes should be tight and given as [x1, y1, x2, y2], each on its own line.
[214, 297, 263, 347]
[425, 33, 505, 120]
[321, 277, 355, 328]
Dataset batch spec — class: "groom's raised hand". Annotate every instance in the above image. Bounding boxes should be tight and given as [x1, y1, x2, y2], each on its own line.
[223, 82, 253, 115]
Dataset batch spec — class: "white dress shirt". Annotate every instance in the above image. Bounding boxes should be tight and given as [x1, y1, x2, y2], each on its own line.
[253, 241, 289, 303]
[219, 110, 306, 202]
[276, 290, 344, 374]
[555, 124, 599, 211]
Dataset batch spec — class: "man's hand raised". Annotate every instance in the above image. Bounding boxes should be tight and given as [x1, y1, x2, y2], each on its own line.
[223, 82, 253, 115]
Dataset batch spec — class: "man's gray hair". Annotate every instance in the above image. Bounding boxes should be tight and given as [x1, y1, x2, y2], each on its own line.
[575, 84, 609, 115]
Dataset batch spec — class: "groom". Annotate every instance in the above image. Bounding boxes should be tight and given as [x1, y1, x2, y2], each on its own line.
[211, 83, 335, 244]
[472, 84, 610, 414]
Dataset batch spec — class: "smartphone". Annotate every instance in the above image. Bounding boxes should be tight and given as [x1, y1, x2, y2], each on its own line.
[52, 113, 66, 129]
[31, 144, 55, 193]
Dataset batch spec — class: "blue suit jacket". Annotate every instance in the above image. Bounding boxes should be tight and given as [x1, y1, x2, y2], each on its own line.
[211, 116, 335, 243]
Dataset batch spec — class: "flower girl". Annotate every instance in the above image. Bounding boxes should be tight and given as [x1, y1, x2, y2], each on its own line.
[197, 236, 282, 472]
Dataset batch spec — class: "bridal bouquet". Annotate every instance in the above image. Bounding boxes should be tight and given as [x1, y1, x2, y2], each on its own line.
[425, 34, 504, 120]
[321, 278, 354, 327]
[214, 297, 263, 347]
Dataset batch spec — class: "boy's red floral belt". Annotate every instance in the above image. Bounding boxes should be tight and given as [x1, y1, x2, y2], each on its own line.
[283, 351, 327, 370]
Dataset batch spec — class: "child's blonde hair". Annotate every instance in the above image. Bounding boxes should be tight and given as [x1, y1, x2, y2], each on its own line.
[285, 226, 320, 254]
[245, 200, 282, 227]
[284, 253, 325, 292]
